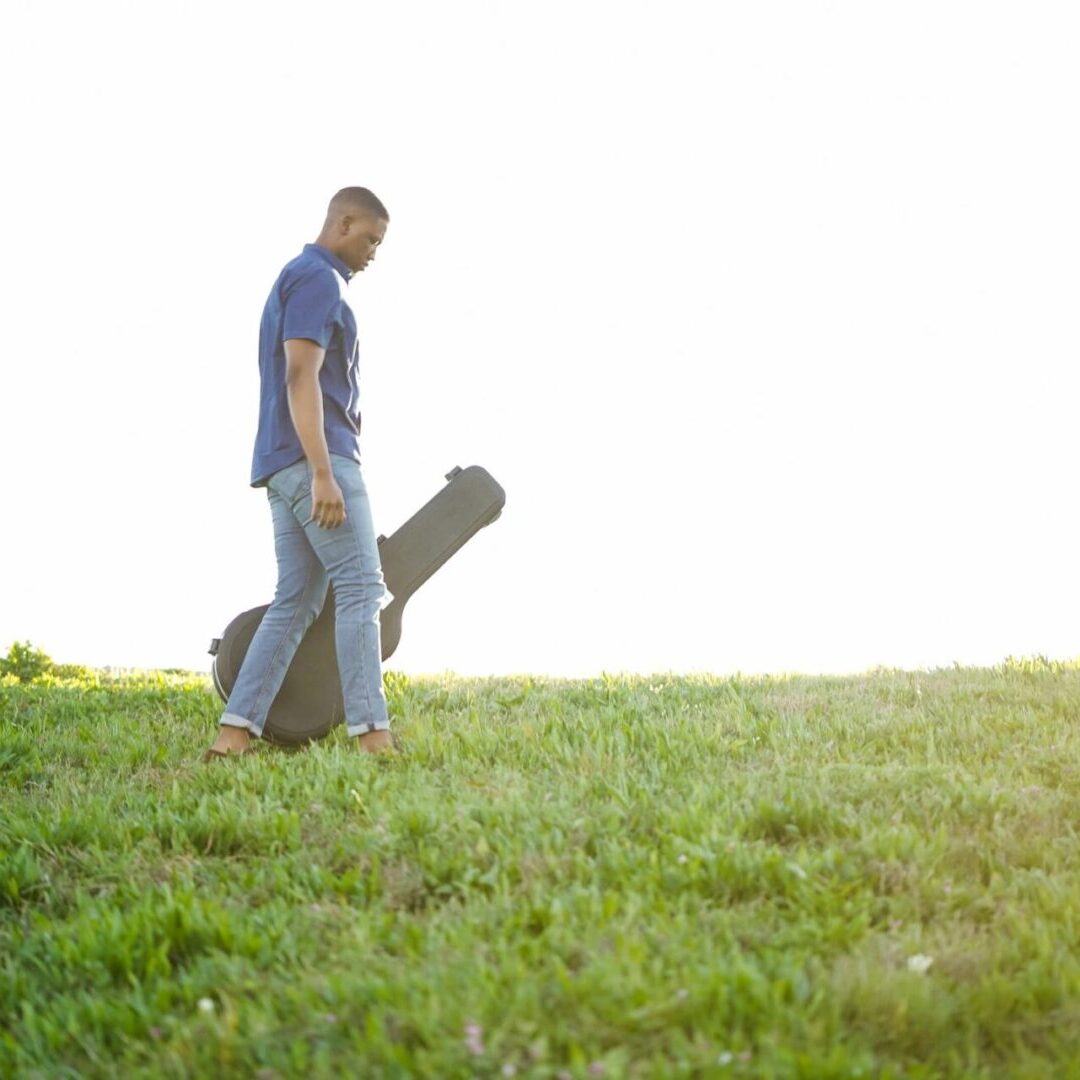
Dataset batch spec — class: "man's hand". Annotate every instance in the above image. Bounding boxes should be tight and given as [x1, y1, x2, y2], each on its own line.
[309, 469, 347, 529]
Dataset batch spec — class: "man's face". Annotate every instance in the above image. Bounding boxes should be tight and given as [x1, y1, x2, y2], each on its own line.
[341, 213, 387, 273]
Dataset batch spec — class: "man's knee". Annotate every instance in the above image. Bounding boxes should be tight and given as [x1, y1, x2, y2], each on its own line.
[331, 570, 385, 613]
[271, 572, 329, 615]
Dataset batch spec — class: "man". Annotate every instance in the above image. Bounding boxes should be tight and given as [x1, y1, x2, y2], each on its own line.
[204, 187, 393, 759]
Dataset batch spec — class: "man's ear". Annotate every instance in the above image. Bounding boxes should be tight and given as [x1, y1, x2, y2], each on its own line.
[339, 214, 355, 235]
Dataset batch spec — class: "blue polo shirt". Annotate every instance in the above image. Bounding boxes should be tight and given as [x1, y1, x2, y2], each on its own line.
[250, 243, 364, 487]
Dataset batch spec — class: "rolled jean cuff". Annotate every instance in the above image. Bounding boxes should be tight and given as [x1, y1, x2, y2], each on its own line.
[220, 711, 254, 732]
[347, 719, 391, 737]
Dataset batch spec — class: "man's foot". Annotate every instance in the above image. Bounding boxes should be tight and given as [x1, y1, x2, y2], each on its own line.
[354, 729, 394, 754]
[202, 725, 254, 762]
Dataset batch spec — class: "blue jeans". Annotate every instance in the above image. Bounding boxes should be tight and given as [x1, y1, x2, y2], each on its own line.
[220, 453, 390, 737]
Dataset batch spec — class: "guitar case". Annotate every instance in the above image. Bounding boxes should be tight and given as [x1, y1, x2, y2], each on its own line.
[209, 465, 505, 745]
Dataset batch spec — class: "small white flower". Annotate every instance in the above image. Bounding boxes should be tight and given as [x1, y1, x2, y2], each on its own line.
[676, 988, 689, 1000]
[197, 998, 215, 1014]
[677, 854, 688, 864]
[717, 1051, 734, 1065]
[502, 1065, 517, 1078]
[907, 954, 934, 974]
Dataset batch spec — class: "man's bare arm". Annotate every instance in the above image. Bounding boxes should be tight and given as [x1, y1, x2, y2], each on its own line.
[284, 338, 345, 528]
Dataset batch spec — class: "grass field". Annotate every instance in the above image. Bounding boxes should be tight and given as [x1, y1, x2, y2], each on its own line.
[2, 660, 1080, 1079]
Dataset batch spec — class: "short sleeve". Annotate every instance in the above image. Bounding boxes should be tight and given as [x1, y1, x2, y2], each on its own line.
[282, 270, 339, 348]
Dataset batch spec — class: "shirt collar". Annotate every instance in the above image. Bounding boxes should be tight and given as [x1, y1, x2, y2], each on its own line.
[304, 243, 354, 282]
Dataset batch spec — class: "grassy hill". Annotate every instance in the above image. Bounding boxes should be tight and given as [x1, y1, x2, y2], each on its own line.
[2, 661, 1080, 1078]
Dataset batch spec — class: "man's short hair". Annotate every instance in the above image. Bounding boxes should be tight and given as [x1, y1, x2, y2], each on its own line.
[328, 186, 389, 222]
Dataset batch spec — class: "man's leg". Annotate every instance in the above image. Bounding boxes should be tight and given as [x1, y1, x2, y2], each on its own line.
[207, 463, 329, 755]
[300, 454, 391, 749]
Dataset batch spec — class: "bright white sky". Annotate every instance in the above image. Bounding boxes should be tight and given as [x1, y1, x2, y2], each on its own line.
[2, 1, 1078, 678]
